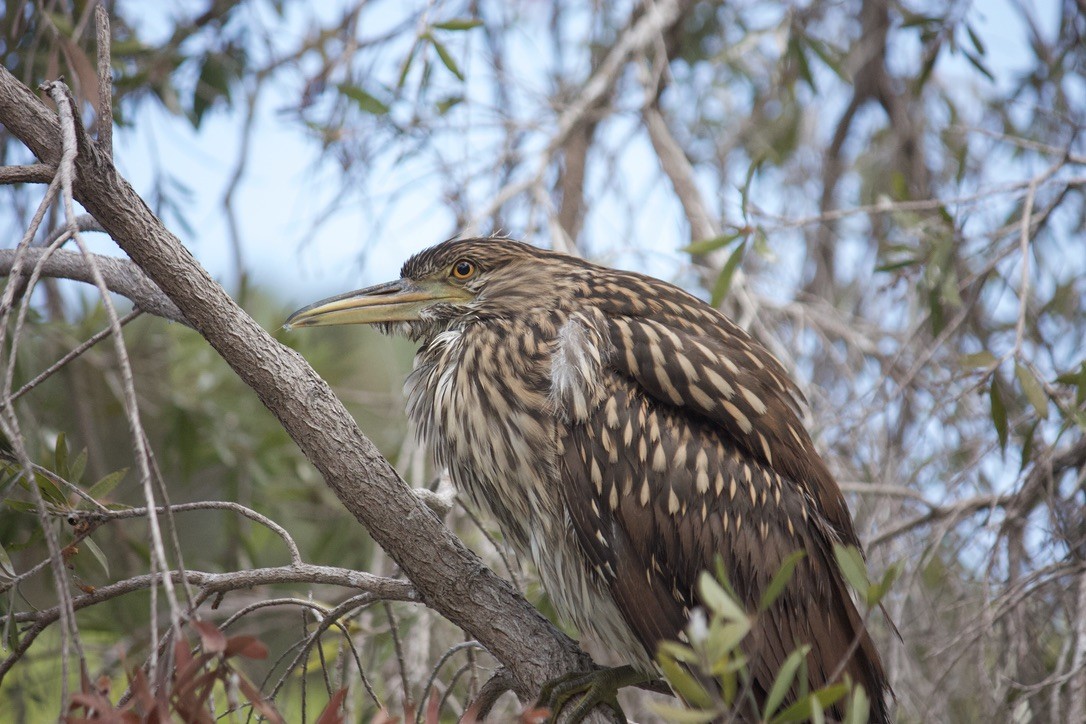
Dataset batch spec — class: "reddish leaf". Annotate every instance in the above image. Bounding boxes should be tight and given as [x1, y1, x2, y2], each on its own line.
[316, 688, 349, 724]
[192, 619, 227, 653]
[224, 634, 269, 660]
[67, 690, 115, 714]
[173, 636, 196, 683]
[128, 668, 159, 714]
[236, 673, 286, 724]
[424, 686, 441, 723]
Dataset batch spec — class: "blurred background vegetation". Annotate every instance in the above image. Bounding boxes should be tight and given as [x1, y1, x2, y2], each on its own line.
[1, 0, 1084, 721]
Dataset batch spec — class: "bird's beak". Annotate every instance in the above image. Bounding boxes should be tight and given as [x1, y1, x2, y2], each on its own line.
[284, 279, 469, 329]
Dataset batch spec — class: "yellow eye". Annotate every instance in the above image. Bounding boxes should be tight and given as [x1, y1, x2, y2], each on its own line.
[451, 260, 476, 280]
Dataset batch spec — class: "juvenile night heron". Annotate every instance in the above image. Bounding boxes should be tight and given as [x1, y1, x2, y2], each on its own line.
[287, 238, 890, 722]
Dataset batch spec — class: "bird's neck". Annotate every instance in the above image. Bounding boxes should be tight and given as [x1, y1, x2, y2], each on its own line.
[404, 316, 567, 548]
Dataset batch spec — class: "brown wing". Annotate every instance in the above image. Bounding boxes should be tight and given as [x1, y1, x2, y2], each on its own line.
[553, 302, 887, 719]
[587, 275, 862, 550]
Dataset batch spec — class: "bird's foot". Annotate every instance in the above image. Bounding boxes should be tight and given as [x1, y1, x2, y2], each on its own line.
[536, 664, 647, 723]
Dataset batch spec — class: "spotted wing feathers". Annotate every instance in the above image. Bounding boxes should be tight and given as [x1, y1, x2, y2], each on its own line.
[552, 283, 888, 719]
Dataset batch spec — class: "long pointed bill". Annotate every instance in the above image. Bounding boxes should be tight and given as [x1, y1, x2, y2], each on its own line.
[284, 279, 467, 329]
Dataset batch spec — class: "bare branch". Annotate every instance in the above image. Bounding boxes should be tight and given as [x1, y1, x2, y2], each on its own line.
[0, 163, 54, 184]
[0, 248, 188, 324]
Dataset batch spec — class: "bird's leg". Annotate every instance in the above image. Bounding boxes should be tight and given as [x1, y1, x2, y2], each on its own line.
[536, 664, 649, 723]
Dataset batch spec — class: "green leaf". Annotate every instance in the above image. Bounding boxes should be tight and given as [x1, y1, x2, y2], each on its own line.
[842, 682, 871, 724]
[69, 449, 87, 485]
[710, 241, 747, 307]
[681, 233, 741, 257]
[432, 18, 483, 31]
[82, 536, 110, 577]
[775, 684, 849, 723]
[813, 682, 849, 708]
[965, 23, 986, 55]
[657, 639, 698, 664]
[707, 621, 752, 666]
[868, 561, 902, 605]
[4, 588, 19, 650]
[3, 498, 37, 513]
[1019, 420, 1039, 473]
[427, 35, 465, 80]
[338, 83, 390, 115]
[959, 351, 997, 369]
[397, 39, 420, 89]
[646, 703, 718, 723]
[962, 49, 994, 82]
[0, 539, 14, 577]
[874, 258, 918, 273]
[436, 95, 463, 115]
[990, 380, 1008, 451]
[759, 550, 806, 612]
[88, 468, 128, 500]
[193, 53, 232, 127]
[699, 571, 748, 622]
[656, 655, 714, 708]
[1015, 363, 1049, 419]
[833, 544, 870, 599]
[54, 432, 68, 478]
[34, 471, 68, 507]
[765, 646, 809, 718]
[773, 695, 813, 723]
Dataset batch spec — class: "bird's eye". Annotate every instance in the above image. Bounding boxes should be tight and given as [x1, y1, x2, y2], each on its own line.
[451, 260, 476, 280]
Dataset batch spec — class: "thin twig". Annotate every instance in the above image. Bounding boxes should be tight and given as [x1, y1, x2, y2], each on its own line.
[45, 79, 182, 681]
[9, 309, 141, 402]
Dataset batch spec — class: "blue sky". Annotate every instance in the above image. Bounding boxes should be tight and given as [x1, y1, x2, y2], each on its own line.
[92, 0, 1063, 313]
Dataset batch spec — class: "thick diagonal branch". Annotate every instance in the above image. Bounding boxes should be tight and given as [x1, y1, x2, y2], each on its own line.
[0, 65, 594, 703]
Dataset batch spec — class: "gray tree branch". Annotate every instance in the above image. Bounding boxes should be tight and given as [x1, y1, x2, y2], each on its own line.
[0, 64, 593, 704]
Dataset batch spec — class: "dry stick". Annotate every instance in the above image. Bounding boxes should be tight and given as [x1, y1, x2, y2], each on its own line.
[418, 641, 485, 724]
[0, 563, 412, 687]
[46, 80, 184, 686]
[11, 308, 141, 402]
[0, 158, 83, 712]
[0, 64, 597, 706]
[68, 500, 306, 566]
[385, 601, 413, 708]
[265, 593, 386, 704]
[10, 564, 415, 627]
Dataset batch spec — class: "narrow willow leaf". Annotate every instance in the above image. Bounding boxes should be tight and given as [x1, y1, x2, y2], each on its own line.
[646, 703, 718, 723]
[88, 468, 128, 500]
[764, 646, 809, 718]
[428, 35, 465, 80]
[1015, 363, 1049, 418]
[710, 241, 747, 307]
[656, 656, 714, 709]
[681, 233, 740, 256]
[990, 380, 1008, 451]
[959, 351, 996, 369]
[699, 571, 747, 622]
[433, 18, 483, 31]
[833, 544, 870, 598]
[759, 550, 806, 612]
[83, 536, 110, 577]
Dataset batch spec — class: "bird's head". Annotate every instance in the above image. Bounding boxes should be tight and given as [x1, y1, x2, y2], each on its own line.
[285, 237, 586, 342]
